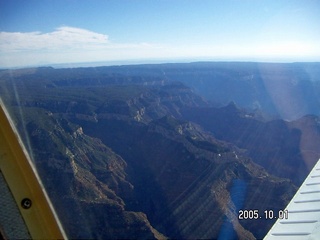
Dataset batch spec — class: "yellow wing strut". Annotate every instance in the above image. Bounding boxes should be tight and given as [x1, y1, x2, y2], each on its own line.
[0, 100, 67, 239]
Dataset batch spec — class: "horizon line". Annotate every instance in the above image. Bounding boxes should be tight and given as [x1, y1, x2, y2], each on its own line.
[2, 57, 320, 70]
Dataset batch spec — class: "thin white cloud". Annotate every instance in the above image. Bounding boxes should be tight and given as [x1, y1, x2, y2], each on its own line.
[0, 26, 163, 67]
[0, 26, 109, 52]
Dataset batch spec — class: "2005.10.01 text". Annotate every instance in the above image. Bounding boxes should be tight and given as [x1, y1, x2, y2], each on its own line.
[238, 209, 288, 220]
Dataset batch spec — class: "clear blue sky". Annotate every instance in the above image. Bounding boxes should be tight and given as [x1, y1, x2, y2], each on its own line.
[0, 0, 319, 67]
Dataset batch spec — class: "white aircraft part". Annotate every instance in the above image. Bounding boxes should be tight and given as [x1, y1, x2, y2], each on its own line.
[264, 158, 320, 240]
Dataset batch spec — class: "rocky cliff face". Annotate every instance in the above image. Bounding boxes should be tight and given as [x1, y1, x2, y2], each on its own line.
[0, 65, 310, 239]
[181, 103, 320, 185]
[16, 107, 163, 239]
